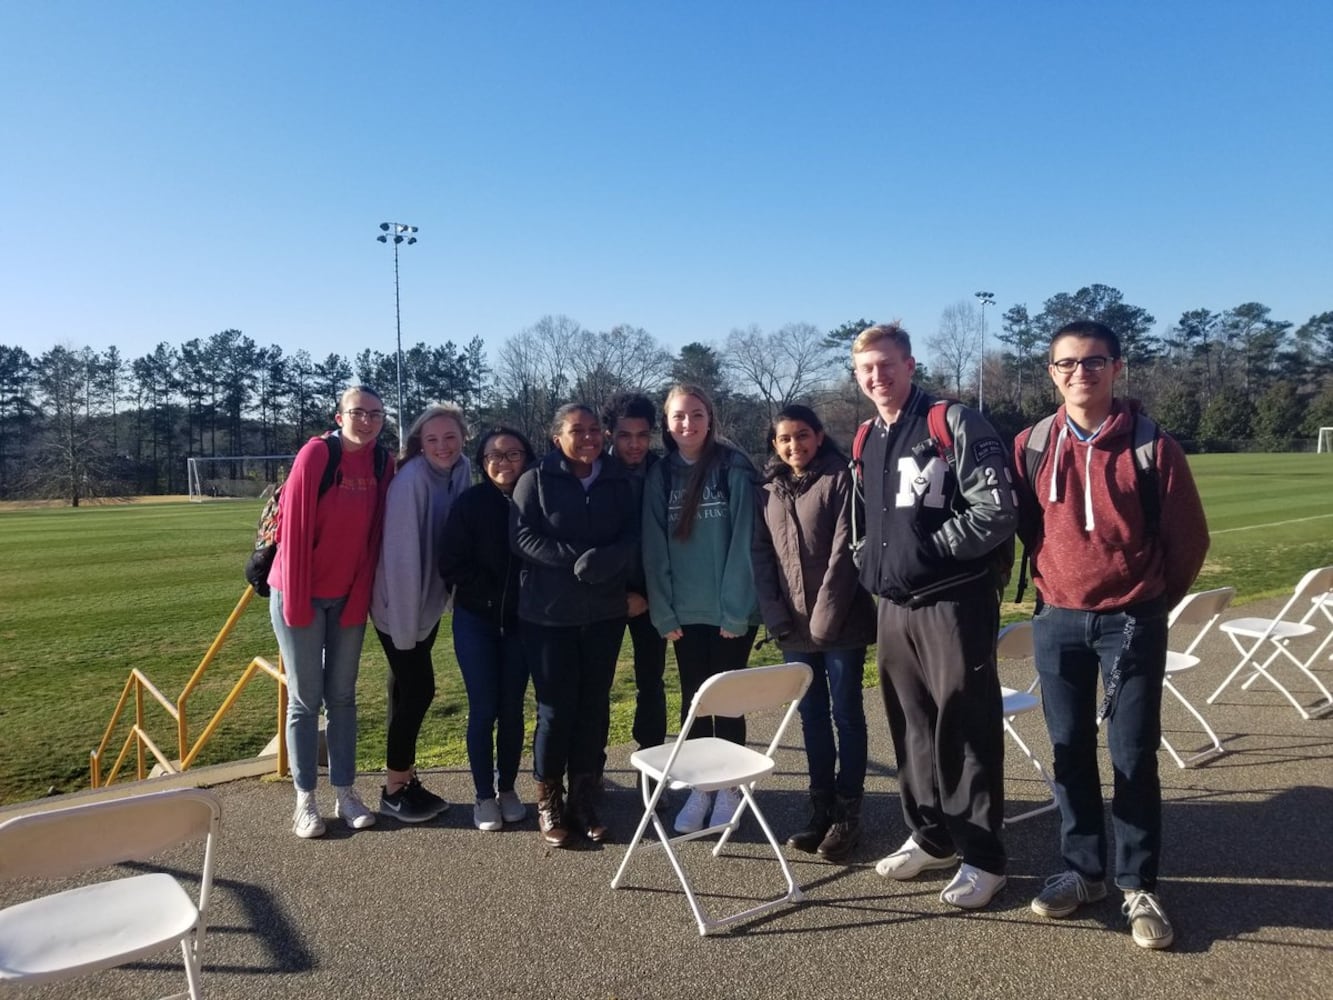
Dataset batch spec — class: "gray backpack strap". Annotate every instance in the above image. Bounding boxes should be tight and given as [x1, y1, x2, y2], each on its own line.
[1023, 414, 1058, 484]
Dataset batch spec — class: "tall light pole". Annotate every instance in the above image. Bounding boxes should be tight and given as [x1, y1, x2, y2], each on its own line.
[376, 222, 418, 430]
[975, 291, 995, 411]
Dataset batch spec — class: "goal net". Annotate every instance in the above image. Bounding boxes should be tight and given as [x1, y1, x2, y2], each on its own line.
[187, 455, 297, 502]
[1319, 428, 1333, 454]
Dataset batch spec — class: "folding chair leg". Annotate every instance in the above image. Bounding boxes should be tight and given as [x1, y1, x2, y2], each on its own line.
[1161, 678, 1225, 768]
[1001, 718, 1058, 824]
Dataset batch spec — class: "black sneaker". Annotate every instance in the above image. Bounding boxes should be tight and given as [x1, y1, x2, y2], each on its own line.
[380, 777, 448, 823]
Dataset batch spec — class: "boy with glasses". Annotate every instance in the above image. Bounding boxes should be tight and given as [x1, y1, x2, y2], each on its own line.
[1014, 320, 1208, 949]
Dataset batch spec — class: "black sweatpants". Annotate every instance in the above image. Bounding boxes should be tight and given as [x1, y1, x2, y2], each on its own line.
[673, 624, 758, 745]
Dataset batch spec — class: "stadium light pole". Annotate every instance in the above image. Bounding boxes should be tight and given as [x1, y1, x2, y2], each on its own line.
[376, 222, 419, 429]
[975, 291, 995, 411]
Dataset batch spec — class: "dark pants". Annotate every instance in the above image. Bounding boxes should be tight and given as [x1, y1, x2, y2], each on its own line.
[876, 595, 1006, 875]
[785, 647, 868, 798]
[451, 607, 530, 799]
[1032, 600, 1168, 891]
[376, 623, 440, 773]
[627, 611, 668, 749]
[523, 618, 625, 784]
[673, 624, 757, 745]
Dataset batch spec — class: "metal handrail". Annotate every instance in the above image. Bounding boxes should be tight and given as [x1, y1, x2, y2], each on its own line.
[90, 586, 288, 789]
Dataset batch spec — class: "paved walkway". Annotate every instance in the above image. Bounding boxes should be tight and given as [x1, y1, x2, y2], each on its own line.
[4, 597, 1332, 1000]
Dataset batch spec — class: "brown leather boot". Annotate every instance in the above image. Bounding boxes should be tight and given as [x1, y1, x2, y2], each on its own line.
[817, 794, 862, 861]
[536, 779, 572, 848]
[568, 774, 608, 844]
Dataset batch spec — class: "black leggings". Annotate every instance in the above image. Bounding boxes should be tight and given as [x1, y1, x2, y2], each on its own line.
[673, 624, 757, 745]
[376, 623, 440, 772]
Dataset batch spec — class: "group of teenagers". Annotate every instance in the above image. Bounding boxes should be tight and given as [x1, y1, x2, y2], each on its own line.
[264, 318, 1209, 952]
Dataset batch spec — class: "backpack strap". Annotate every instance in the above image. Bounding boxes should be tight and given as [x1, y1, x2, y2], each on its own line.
[848, 419, 875, 564]
[317, 434, 342, 498]
[1131, 412, 1161, 537]
[926, 399, 956, 466]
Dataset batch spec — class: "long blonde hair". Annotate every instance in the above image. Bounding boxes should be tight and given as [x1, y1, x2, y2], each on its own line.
[400, 403, 467, 463]
[662, 384, 723, 542]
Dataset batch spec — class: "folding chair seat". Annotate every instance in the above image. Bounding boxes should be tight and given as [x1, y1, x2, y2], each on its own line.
[1160, 586, 1235, 767]
[1208, 566, 1333, 720]
[610, 661, 813, 936]
[0, 786, 222, 1000]
[995, 622, 1057, 824]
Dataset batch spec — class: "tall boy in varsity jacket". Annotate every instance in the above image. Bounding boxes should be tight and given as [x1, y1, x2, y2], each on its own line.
[1014, 320, 1207, 950]
[852, 322, 1016, 910]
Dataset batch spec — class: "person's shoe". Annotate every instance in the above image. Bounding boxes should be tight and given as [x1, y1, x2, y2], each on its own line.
[940, 863, 1007, 909]
[497, 789, 527, 824]
[536, 780, 572, 848]
[334, 786, 376, 830]
[673, 789, 714, 833]
[787, 790, 835, 853]
[1031, 870, 1108, 918]
[474, 796, 503, 832]
[292, 790, 326, 839]
[380, 777, 447, 823]
[568, 774, 609, 843]
[817, 794, 862, 861]
[709, 787, 744, 829]
[1123, 890, 1175, 950]
[874, 836, 958, 880]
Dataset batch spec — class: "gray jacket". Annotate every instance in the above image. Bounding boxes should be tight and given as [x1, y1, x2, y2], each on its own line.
[752, 451, 876, 652]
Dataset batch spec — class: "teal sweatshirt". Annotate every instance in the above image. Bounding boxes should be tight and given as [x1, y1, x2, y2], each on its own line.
[642, 445, 761, 637]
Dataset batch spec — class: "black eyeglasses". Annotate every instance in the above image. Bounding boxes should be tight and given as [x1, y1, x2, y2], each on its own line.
[1049, 356, 1112, 373]
[484, 449, 526, 464]
[343, 408, 386, 420]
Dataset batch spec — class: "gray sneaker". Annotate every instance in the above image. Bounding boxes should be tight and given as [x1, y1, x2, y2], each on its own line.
[497, 790, 527, 824]
[1031, 870, 1108, 918]
[1123, 891, 1175, 949]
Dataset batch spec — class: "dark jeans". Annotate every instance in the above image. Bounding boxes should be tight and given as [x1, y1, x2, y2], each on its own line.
[673, 624, 757, 745]
[523, 618, 625, 784]
[1032, 600, 1168, 891]
[785, 647, 868, 798]
[876, 595, 1006, 875]
[376, 623, 440, 773]
[451, 607, 530, 799]
[627, 611, 668, 749]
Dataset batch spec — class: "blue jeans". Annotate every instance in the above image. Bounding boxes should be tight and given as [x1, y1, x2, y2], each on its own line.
[452, 607, 530, 799]
[270, 590, 365, 792]
[785, 647, 868, 798]
[1032, 600, 1168, 890]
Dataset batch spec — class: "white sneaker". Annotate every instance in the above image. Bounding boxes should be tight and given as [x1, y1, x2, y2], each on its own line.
[940, 863, 1007, 909]
[709, 786, 744, 828]
[474, 796, 504, 832]
[874, 836, 958, 880]
[673, 789, 714, 833]
[334, 786, 376, 830]
[497, 790, 527, 824]
[292, 790, 326, 839]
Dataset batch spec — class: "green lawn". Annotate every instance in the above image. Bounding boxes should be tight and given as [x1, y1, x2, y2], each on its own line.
[1, 452, 1330, 805]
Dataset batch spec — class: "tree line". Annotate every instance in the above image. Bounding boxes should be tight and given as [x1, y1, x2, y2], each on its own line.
[3, 283, 1330, 504]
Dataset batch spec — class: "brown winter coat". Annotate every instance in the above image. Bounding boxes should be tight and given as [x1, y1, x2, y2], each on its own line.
[751, 450, 876, 652]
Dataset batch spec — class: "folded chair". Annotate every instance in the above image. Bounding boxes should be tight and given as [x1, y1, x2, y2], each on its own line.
[1161, 586, 1235, 767]
[610, 661, 813, 936]
[1208, 565, 1333, 720]
[0, 786, 222, 1000]
[995, 622, 1058, 824]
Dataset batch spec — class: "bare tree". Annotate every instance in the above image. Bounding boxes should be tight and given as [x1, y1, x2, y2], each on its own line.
[925, 299, 980, 399]
[492, 314, 584, 445]
[724, 322, 842, 418]
[569, 324, 673, 413]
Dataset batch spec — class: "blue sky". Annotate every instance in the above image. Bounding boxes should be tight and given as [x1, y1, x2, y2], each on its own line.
[2, 1, 1329, 372]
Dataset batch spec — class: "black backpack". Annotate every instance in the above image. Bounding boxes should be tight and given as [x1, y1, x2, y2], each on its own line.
[244, 434, 390, 597]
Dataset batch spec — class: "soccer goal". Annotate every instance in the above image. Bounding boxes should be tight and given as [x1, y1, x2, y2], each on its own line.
[187, 455, 297, 502]
[1319, 428, 1333, 454]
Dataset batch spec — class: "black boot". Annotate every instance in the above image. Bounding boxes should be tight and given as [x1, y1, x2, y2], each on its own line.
[817, 794, 862, 861]
[568, 773, 608, 843]
[787, 790, 835, 853]
[536, 780, 572, 848]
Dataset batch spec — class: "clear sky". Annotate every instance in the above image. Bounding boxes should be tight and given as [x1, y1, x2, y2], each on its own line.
[2, 1, 1329, 371]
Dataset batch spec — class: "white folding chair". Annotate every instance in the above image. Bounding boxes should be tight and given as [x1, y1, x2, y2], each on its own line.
[0, 787, 222, 1000]
[995, 622, 1058, 824]
[1161, 586, 1235, 767]
[1208, 566, 1333, 720]
[610, 662, 813, 936]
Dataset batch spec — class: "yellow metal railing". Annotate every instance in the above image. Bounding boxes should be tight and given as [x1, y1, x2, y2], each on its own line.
[90, 586, 288, 789]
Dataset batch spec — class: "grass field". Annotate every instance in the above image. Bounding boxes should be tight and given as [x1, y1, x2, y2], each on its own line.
[2, 452, 1330, 806]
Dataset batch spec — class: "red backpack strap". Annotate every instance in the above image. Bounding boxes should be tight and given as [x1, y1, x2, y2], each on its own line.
[851, 419, 874, 465]
[927, 399, 956, 464]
